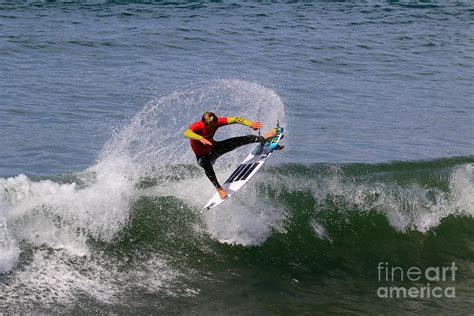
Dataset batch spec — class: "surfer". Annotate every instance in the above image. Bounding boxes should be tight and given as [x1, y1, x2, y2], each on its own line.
[184, 112, 277, 199]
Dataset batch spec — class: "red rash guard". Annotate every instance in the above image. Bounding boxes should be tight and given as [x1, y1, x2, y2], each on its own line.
[189, 117, 229, 156]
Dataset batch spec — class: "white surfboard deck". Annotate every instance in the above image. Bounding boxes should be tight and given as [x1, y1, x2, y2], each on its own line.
[201, 127, 284, 212]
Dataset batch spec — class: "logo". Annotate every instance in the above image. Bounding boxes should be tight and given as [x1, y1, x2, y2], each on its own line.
[376, 262, 457, 299]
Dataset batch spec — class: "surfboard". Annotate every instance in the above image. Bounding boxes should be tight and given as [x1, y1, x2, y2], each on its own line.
[201, 126, 284, 212]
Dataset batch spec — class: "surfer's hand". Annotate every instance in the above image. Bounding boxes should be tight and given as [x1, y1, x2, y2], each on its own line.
[251, 121, 263, 130]
[200, 138, 213, 146]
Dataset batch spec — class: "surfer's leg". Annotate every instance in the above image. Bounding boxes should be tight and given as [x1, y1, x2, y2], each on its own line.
[211, 135, 264, 159]
[197, 156, 221, 188]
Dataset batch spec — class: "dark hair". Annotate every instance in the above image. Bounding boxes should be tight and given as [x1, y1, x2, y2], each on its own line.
[202, 112, 218, 125]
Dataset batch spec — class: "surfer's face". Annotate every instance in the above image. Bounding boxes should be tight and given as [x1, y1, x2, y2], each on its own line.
[204, 120, 218, 128]
[203, 113, 218, 127]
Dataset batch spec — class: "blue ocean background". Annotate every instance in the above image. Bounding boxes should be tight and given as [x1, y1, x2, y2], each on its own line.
[0, 1, 473, 314]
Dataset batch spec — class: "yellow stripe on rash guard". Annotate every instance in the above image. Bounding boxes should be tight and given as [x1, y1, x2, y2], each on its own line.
[183, 128, 203, 141]
[227, 117, 253, 127]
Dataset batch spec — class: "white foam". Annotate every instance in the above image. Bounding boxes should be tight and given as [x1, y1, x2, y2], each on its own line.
[0, 249, 117, 308]
[1, 163, 136, 244]
[0, 153, 141, 278]
[369, 164, 473, 232]
[0, 220, 20, 274]
[261, 162, 473, 234]
[309, 218, 333, 242]
[449, 163, 474, 216]
[0, 249, 188, 310]
[375, 184, 451, 232]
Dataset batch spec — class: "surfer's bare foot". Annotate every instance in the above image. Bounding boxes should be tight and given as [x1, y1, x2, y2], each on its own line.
[262, 128, 277, 141]
[217, 187, 228, 200]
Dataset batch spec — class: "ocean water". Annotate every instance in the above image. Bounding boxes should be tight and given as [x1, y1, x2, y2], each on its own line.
[0, 0, 473, 314]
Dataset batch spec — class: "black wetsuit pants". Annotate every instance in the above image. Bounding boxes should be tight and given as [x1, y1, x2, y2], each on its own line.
[196, 135, 264, 188]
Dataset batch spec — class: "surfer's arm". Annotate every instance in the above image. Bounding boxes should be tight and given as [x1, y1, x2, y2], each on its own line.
[183, 129, 203, 141]
[184, 129, 213, 146]
[184, 129, 213, 145]
[227, 117, 262, 130]
[227, 117, 252, 127]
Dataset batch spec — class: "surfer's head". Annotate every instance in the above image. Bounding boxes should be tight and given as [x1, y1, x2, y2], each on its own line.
[202, 112, 218, 127]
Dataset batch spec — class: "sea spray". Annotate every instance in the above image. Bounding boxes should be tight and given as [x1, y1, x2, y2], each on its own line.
[98, 79, 286, 179]
[0, 220, 19, 274]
